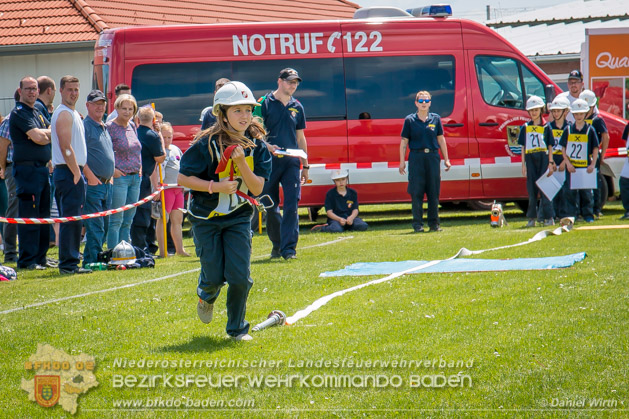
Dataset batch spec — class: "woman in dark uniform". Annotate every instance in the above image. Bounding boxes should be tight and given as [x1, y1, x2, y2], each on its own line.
[399, 90, 451, 233]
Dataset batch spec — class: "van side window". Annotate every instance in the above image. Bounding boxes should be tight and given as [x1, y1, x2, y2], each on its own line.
[345, 55, 455, 119]
[475, 56, 546, 109]
[475, 56, 524, 109]
[132, 62, 231, 126]
[131, 59, 345, 126]
[232, 59, 346, 121]
[521, 65, 545, 100]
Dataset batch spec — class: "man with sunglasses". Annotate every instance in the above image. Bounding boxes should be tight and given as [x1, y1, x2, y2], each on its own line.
[399, 91, 451, 233]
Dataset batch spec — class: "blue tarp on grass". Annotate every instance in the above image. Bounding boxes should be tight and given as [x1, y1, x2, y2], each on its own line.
[320, 252, 586, 277]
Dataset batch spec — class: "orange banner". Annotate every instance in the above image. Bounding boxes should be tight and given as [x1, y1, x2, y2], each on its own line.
[589, 33, 629, 78]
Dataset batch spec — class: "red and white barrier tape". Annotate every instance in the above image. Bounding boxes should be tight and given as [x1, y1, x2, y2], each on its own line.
[0, 184, 181, 225]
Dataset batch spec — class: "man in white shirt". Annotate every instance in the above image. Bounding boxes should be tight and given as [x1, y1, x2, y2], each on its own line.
[51, 75, 91, 274]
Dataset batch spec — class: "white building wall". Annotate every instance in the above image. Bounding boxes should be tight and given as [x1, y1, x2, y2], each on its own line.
[0, 50, 93, 118]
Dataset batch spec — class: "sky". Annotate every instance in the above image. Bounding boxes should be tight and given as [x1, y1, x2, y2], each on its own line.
[354, 0, 575, 20]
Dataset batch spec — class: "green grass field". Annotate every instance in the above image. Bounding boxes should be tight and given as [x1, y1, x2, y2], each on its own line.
[1, 201, 628, 417]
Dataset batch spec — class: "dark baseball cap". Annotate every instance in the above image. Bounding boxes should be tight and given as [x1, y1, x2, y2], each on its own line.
[279, 68, 302, 82]
[87, 89, 106, 102]
[568, 70, 583, 81]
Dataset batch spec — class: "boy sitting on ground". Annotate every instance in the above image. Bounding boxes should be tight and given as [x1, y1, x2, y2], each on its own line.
[311, 170, 368, 233]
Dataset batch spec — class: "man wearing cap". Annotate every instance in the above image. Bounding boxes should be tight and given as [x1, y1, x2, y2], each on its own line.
[9, 76, 52, 270]
[82, 89, 115, 267]
[260, 68, 309, 260]
[557, 70, 597, 124]
[51, 75, 91, 274]
[312, 169, 368, 233]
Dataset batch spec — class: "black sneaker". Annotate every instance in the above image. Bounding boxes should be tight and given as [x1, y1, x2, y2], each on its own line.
[270, 249, 281, 259]
[283, 254, 297, 260]
[620, 213, 629, 220]
[428, 225, 443, 232]
[413, 226, 425, 233]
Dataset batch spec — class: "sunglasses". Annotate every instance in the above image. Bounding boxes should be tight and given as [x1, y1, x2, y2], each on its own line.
[416, 99, 431, 103]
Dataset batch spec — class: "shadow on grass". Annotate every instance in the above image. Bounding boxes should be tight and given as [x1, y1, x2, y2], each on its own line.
[158, 335, 233, 353]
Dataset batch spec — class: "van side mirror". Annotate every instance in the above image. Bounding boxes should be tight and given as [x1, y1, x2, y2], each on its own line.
[544, 84, 556, 104]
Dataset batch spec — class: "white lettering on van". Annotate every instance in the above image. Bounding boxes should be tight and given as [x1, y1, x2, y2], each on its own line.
[232, 31, 382, 56]
[266, 34, 280, 54]
[295, 33, 310, 54]
[250, 34, 266, 55]
[233, 35, 248, 56]
[280, 34, 295, 54]
[311, 33, 324, 53]
[596, 52, 629, 70]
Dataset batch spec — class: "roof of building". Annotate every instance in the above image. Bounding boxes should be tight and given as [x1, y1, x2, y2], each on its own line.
[0, 0, 360, 47]
[487, 0, 629, 57]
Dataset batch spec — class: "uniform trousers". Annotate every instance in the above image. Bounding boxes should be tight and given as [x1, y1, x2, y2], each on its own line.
[191, 209, 252, 337]
[321, 217, 368, 232]
[408, 150, 441, 229]
[14, 163, 50, 268]
[563, 170, 594, 219]
[263, 156, 300, 258]
[525, 152, 553, 220]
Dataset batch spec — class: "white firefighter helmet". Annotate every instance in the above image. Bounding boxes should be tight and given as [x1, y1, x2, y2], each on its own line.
[579, 90, 597, 107]
[525, 95, 545, 111]
[548, 96, 570, 110]
[331, 169, 349, 180]
[212, 81, 259, 116]
[110, 240, 136, 265]
[570, 99, 590, 114]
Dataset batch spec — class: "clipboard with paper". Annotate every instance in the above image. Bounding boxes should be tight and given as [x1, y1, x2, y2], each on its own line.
[274, 148, 308, 159]
[570, 168, 597, 190]
[535, 169, 564, 201]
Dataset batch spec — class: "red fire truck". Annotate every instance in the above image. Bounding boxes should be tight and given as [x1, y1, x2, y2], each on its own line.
[92, 6, 628, 210]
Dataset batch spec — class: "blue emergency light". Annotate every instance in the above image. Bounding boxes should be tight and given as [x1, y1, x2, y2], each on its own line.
[408, 4, 453, 17]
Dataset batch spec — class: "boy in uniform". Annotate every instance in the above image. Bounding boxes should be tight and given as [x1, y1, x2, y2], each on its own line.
[559, 99, 599, 222]
[518, 96, 554, 227]
[543, 96, 570, 219]
[580, 90, 609, 218]
[311, 169, 368, 233]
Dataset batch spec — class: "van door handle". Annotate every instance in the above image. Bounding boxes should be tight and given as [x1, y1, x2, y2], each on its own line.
[479, 122, 499, 127]
[443, 123, 464, 127]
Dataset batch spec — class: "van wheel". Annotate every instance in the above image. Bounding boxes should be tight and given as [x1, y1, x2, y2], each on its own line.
[467, 200, 494, 211]
[308, 207, 322, 222]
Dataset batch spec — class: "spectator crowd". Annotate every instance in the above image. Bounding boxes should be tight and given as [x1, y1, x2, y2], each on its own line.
[0, 77, 187, 275]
